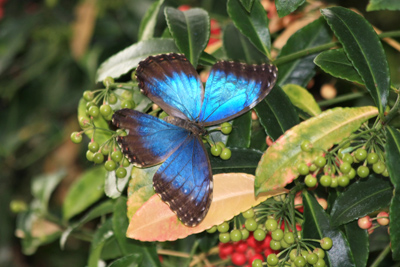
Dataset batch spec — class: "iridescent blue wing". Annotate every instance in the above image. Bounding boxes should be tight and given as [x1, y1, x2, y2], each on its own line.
[198, 61, 277, 126]
[153, 134, 212, 227]
[112, 109, 190, 167]
[136, 53, 204, 121]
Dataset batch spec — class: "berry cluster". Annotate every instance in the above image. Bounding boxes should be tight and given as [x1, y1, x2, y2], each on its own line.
[210, 139, 232, 160]
[358, 211, 390, 233]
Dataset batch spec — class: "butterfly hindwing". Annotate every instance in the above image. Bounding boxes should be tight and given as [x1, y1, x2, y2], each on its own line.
[199, 61, 277, 126]
[153, 134, 212, 227]
[136, 53, 204, 121]
[112, 109, 190, 167]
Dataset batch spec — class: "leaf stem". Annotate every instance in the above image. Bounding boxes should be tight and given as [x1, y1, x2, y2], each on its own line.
[383, 92, 400, 125]
[370, 243, 391, 267]
[318, 92, 367, 107]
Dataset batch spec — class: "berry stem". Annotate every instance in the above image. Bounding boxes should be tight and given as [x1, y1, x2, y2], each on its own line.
[370, 243, 391, 267]
[384, 92, 400, 125]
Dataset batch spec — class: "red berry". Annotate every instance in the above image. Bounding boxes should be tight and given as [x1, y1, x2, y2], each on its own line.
[231, 252, 247, 266]
[247, 234, 264, 249]
[263, 247, 278, 258]
[377, 211, 389, 226]
[219, 243, 234, 256]
[249, 254, 264, 265]
[358, 216, 372, 229]
[219, 251, 229, 260]
[235, 241, 248, 253]
[177, 5, 191, 11]
[262, 234, 272, 249]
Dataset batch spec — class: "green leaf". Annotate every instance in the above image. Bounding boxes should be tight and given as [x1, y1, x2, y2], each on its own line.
[255, 106, 378, 195]
[302, 191, 355, 267]
[210, 148, 263, 174]
[105, 165, 133, 199]
[226, 111, 252, 148]
[31, 170, 65, 214]
[198, 51, 217, 66]
[385, 126, 400, 260]
[277, 17, 332, 87]
[314, 49, 364, 85]
[321, 7, 390, 117]
[344, 220, 369, 267]
[108, 254, 143, 267]
[367, 0, 400, 11]
[254, 85, 299, 141]
[282, 84, 321, 116]
[127, 166, 158, 219]
[275, 0, 306, 17]
[240, 0, 255, 12]
[164, 7, 210, 67]
[330, 174, 393, 226]
[78, 98, 113, 146]
[96, 38, 178, 82]
[88, 219, 114, 267]
[138, 0, 164, 41]
[60, 200, 115, 249]
[250, 124, 268, 151]
[223, 23, 269, 64]
[227, 0, 271, 58]
[63, 166, 106, 221]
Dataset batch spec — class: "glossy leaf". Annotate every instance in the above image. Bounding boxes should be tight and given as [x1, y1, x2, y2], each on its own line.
[138, 0, 164, 41]
[209, 147, 263, 174]
[226, 111, 252, 148]
[77, 98, 112, 146]
[314, 49, 364, 85]
[88, 219, 114, 267]
[105, 165, 133, 199]
[63, 166, 106, 221]
[31, 170, 65, 214]
[240, 0, 255, 12]
[164, 7, 210, 67]
[277, 18, 331, 87]
[367, 0, 400, 11]
[330, 174, 392, 226]
[127, 173, 287, 241]
[227, 0, 271, 58]
[127, 165, 158, 219]
[250, 125, 267, 151]
[321, 7, 390, 116]
[60, 200, 115, 249]
[108, 254, 143, 267]
[223, 23, 269, 64]
[282, 84, 321, 116]
[344, 220, 369, 267]
[96, 38, 178, 82]
[255, 106, 378, 195]
[276, 0, 306, 17]
[198, 51, 217, 66]
[385, 126, 400, 260]
[254, 85, 299, 141]
[302, 191, 355, 267]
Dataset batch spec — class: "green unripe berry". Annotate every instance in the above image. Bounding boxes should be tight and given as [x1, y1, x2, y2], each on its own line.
[313, 248, 325, 259]
[252, 259, 263, 267]
[83, 90, 94, 101]
[265, 218, 278, 232]
[309, 163, 318, 172]
[121, 90, 133, 100]
[297, 163, 309, 175]
[315, 258, 326, 267]
[280, 238, 290, 248]
[315, 156, 326, 168]
[116, 167, 127, 178]
[269, 240, 282, 250]
[216, 141, 225, 149]
[348, 168, 356, 179]
[104, 160, 117, 171]
[116, 129, 127, 136]
[342, 153, 354, 164]
[93, 152, 105, 164]
[121, 100, 135, 109]
[338, 176, 350, 187]
[245, 218, 258, 231]
[307, 253, 319, 264]
[354, 148, 367, 161]
[79, 116, 91, 128]
[70, 132, 82, 144]
[242, 208, 255, 219]
[330, 177, 338, 188]
[217, 222, 229, 233]
[305, 174, 317, 187]
[241, 229, 249, 240]
[86, 101, 95, 109]
[219, 233, 230, 243]
[339, 162, 352, 174]
[108, 93, 117, 104]
[111, 150, 123, 162]
[320, 237, 333, 250]
[290, 249, 299, 261]
[230, 229, 242, 242]
[88, 106, 100, 117]
[357, 166, 369, 178]
[319, 175, 332, 187]
[101, 145, 111, 156]
[271, 229, 284, 241]
[294, 256, 306, 267]
[323, 165, 334, 175]
[220, 122, 232, 134]
[220, 148, 232, 160]
[122, 157, 130, 167]
[210, 145, 222, 156]
[367, 152, 378, 164]
[284, 232, 295, 244]
[301, 140, 312, 152]
[86, 150, 94, 161]
[254, 229, 266, 241]
[100, 104, 112, 117]
[103, 76, 114, 87]
[372, 161, 385, 174]
[88, 141, 99, 153]
[206, 225, 217, 233]
[382, 168, 389, 177]
[267, 253, 279, 266]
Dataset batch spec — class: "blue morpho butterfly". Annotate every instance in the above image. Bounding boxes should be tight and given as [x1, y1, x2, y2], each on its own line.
[112, 53, 277, 227]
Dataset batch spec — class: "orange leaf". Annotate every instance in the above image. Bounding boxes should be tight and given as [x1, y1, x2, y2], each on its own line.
[126, 173, 287, 241]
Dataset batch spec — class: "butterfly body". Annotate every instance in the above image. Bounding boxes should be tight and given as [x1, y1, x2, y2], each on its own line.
[113, 53, 277, 226]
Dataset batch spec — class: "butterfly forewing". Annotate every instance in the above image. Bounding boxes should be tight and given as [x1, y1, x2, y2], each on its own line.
[199, 61, 277, 126]
[112, 109, 190, 167]
[136, 53, 204, 121]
